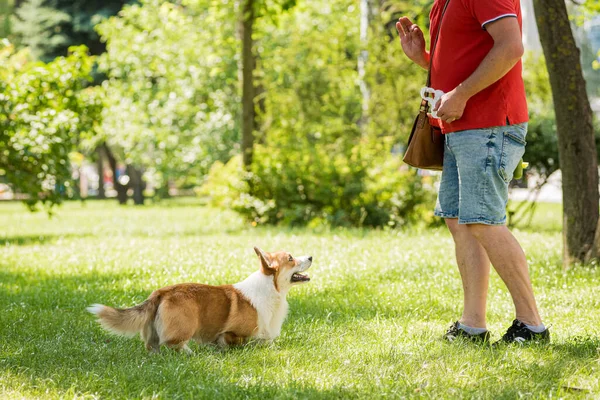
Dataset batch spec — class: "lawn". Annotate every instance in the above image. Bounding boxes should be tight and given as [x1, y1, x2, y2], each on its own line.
[1, 200, 599, 399]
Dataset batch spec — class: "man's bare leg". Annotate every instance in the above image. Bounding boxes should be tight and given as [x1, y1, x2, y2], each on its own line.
[445, 218, 491, 328]
[467, 224, 542, 326]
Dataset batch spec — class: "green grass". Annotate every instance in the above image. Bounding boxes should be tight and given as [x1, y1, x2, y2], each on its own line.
[1, 200, 599, 399]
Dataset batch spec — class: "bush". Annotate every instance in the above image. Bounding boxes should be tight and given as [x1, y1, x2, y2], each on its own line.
[0, 42, 98, 210]
[197, 155, 276, 224]
[200, 153, 436, 229]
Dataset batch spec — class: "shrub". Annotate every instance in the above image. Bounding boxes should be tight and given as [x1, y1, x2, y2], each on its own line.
[200, 152, 437, 229]
[0, 42, 98, 210]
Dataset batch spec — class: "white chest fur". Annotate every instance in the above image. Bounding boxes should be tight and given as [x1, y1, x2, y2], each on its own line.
[233, 271, 289, 340]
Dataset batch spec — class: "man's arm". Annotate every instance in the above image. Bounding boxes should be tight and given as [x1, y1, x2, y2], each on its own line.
[435, 17, 524, 123]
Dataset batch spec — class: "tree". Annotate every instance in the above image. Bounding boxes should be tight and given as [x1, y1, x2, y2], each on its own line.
[582, 0, 600, 14]
[358, 0, 373, 134]
[96, 147, 105, 199]
[239, 0, 297, 169]
[96, 0, 241, 197]
[100, 143, 128, 204]
[533, 0, 599, 265]
[11, 0, 135, 203]
[10, 0, 70, 61]
[198, 0, 438, 228]
[240, 0, 255, 168]
[0, 0, 14, 38]
[0, 43, 99, 210]
[11, 0, 133, 61]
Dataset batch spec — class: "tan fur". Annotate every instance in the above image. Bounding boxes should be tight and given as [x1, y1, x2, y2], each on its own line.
[92, 298, 159, 338]
[89, 284, 258, 352]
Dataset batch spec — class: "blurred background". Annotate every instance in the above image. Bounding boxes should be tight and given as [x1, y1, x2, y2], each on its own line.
[0, 0, 599, 229]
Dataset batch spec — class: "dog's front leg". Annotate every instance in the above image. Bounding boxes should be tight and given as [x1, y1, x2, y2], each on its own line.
[216, 332, 247, 347]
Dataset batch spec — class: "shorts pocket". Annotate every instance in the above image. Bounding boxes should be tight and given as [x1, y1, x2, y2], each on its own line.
[498, 132, 526, 183]
[504, 130, 527, 146]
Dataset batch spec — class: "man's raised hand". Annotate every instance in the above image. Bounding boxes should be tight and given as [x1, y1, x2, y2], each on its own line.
[396, 17, 429, 69]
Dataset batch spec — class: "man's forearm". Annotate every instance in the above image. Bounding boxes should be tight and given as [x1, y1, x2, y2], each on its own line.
[455, 42, 522, 99]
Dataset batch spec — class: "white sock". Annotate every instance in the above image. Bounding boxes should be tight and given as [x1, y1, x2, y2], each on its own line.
[458, 322, 487, 335]
[524, 323, 546, 333]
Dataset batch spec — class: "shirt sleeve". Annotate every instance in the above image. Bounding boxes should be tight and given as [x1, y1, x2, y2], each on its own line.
[464, 0, 519, 30]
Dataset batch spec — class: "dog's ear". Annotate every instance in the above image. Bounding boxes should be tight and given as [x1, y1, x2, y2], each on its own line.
[254, 246, 277, 275]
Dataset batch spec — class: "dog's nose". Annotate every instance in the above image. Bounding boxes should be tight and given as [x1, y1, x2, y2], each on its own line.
[308, 256, 313, 262]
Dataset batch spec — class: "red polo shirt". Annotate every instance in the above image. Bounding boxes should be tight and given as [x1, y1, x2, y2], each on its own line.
[429, 0, 529, 133]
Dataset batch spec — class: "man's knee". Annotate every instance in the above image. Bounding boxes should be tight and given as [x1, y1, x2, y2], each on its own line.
[466, 223, 494, 240]
[445, 218, 469, 239]
[445, 219, 499, 242]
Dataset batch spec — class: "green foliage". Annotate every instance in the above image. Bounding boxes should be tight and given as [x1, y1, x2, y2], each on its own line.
[198, 155, 276, 224]
[197, 0, 437, 228]
[11, 0, 71, 61]
[366, 1, 431, 144]
[570, 7, 600, 97]
[201, 152, 436, 229]
[522, 53, 600, 177]
[245, 144, 435, 228]
[11, 0, 133, 61]
[254, 0, 297, 20]
[582, 0, 600, 14]
[522, 54, 559, 178]
[0, 0, 14, 38]
[96, 0, 240, 191]
[0, 42, 99, 210]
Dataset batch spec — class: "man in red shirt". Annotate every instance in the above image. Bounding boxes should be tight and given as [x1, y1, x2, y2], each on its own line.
[397, 0, 548, 344]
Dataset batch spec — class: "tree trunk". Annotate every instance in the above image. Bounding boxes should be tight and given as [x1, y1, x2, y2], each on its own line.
[255, 75, 267, 145]
[126, 165, 145, 205]
[101, 143, 129, 205]
[533, 0, 599, 265]
[358, 0, 373, 134]
[97, 147, 105, 199]
[240, 0, 255, 169]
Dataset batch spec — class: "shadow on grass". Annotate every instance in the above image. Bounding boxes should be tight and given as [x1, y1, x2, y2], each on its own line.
[1, 269, 599, 399]
[549, 337, 600, 358]
[0, 233, 98, 247]
[0, 269, 411, 398]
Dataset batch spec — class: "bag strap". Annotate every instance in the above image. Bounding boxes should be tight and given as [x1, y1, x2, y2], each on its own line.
[426, 0, 452, 87]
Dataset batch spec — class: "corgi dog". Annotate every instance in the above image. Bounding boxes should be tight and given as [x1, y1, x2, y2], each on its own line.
[87, 247, 312, 353]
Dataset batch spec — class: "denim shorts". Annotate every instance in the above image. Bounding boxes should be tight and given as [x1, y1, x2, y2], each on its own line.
[434, 123, 527, 225]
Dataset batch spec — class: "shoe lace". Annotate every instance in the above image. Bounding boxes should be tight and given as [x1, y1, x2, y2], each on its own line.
[503, 320, 525, 339]
[446, 322, 460, 336]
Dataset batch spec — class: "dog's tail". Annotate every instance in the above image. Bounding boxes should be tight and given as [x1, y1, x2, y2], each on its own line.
[87, 297, 159, 337]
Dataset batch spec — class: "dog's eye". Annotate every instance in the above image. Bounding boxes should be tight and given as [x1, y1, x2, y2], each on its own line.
[288, 255, 293, 262]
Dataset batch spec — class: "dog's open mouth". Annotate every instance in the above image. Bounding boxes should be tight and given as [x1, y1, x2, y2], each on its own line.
[291, 273, 310, 283]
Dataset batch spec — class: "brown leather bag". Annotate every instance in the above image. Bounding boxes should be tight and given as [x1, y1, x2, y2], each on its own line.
[402, 0, 451, 171]
[403, 101, 444, 171]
